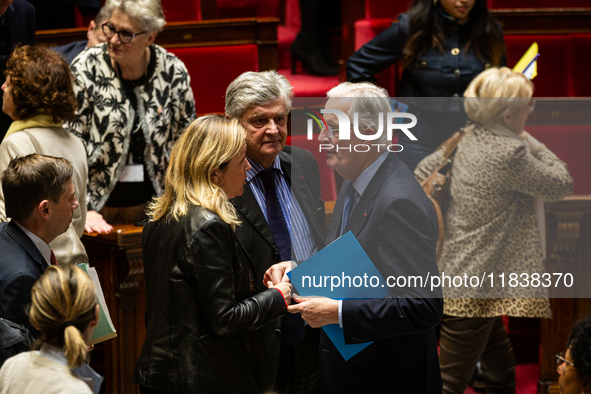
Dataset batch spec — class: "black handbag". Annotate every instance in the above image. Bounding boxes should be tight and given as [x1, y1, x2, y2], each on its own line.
[0, 318, 34, 368]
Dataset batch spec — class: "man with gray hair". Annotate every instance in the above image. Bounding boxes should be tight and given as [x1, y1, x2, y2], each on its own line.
[285, 82, 443, 393]
[226, 71, 326, 393]
[53, 3, 115, 64]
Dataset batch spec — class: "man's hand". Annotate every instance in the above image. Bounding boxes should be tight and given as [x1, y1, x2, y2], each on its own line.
[85, 210, 113, 234]
[264, 261, 292, 286]
[287, 296, 339, 328]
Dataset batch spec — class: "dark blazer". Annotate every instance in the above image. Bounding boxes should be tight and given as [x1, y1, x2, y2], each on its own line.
[230, 145, 326, 385]
[0, 221, 46, 334]
[133, 205, 287, 394]
[321, 153, 443, 394]
[53, 40, 88, 64]
[0, 0, 35, 140]
[7, 0, 35, 49]
[346, 13, 506, 113]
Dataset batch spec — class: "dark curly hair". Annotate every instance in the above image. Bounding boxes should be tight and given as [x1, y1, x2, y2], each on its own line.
[5, 45, 77, 122]
[568, 317, 591, 379]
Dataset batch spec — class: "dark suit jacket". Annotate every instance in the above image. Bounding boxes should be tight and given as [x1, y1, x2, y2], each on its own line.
[231, 145, 326, 385]
[0, 0, 36, 140]
[321, 153, 443, 394]
[53, 40, 88, 64]
[0, 221, 46, 334]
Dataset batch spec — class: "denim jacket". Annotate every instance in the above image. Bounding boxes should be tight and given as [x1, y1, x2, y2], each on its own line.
[346, 13, 506, 111]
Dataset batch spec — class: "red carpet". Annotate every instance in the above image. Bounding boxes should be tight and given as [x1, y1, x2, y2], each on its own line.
[464, 363, 539, 394]
[278, 69, 341, 97]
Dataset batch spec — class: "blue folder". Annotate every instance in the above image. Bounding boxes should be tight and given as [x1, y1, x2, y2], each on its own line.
[288, 231, 390, 360]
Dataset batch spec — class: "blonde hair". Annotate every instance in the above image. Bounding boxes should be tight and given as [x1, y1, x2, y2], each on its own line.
[148, 115, 246, 227]
[29, 266, 98, 369]
[464, 67, 534, 126]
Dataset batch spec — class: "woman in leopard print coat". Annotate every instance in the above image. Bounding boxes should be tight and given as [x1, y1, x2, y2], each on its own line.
[415, 68, 573, 394]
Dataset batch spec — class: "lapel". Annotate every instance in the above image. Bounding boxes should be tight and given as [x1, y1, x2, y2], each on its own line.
[232, 183, 279, 255]
[328, 154, 399, 243]
[281, 149, 325, 249]
[5, 221, 47, 271]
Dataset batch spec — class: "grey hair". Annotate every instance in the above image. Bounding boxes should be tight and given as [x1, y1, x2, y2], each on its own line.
[225, 71, 293, 119]
[95, 2, 115, 24]
[105, 0, 166, 33]
[327, 82, 391, 144]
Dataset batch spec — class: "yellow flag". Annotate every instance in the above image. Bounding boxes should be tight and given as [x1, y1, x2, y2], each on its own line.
[513, 42, 539, 80]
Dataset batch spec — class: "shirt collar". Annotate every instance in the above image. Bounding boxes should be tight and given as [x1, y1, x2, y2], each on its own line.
[487, 123, 524, 143]
[246, 155, 283, 182]
[40, 343, 103, 394]
[351, 152, 389, 196]
[15, 221, 52, 266]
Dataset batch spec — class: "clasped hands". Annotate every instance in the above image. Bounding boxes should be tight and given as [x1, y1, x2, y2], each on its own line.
[263, 261, 339, 328]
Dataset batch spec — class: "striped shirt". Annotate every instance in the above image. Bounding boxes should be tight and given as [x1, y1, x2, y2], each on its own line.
[246, 156, 317, 261]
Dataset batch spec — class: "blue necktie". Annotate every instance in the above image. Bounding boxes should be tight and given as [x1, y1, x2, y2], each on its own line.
[258, 169, 305, 346]
[340, 184, 357, 236]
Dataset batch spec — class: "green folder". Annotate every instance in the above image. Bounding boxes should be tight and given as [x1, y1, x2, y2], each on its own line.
[77, 263, 117, 345]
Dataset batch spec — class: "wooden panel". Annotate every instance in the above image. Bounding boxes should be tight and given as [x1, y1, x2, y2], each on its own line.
[492, 8, 591, 35]
[83, 224, 145, 394]
[36, 18, 279, 72]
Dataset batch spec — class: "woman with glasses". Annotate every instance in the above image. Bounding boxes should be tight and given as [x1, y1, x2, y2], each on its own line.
[66, 0, 196, 233]
[557, 318, 591, 394]
[415, 67, 574, 394]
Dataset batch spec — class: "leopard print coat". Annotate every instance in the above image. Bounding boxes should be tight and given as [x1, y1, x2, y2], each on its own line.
[415, 124, 573, 318]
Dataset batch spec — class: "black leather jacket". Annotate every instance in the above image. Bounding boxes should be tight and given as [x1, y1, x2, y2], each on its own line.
[132, 205, 287, 393]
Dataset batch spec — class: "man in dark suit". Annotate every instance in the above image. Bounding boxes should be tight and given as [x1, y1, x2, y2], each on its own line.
[226, 71, 326, 393]
[53, 3, 112, 64]
[0, 0, 35, 140]
[286, 82, 443, 393]
[0, 154, 79, 334]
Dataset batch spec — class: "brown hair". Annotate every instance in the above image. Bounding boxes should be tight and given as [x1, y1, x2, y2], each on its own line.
[5, 45, 77, 122]
[1, 154, 73, 221]
[29, 265, 98, 368]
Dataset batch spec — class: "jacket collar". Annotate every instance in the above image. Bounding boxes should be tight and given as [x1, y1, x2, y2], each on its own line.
[4, 220, 47, 271]
[328, 153, 399, 243]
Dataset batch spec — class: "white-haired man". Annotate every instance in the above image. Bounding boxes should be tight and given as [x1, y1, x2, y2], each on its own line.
[282, 82, 443, 393]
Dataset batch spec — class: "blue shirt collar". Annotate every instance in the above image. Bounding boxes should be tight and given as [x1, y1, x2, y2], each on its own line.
[351, 152, 389, 197]
[246, 155, 283, 182]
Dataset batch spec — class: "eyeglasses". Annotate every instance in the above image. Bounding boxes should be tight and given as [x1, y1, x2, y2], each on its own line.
[321, 124, 339, 139]
[556, 352, 575, 372]
[102, 22, 146, 44]
[528, 98, 536, 112]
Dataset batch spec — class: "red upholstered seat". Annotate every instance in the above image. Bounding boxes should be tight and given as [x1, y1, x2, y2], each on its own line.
[569, 35, 591, 97]
[161, 0, 202, 21]
[287, 134, 338, 201]
[527, 125, 591, 195]
[168, 44, 259, 115]
[505, 35, 571, 97]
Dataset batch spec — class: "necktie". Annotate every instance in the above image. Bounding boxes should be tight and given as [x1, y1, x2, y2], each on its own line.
[258, 169, 305, 346]
[259, 169, 292, 261]
[340, 184, 357, 236]
[50, 250, 58, 265]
